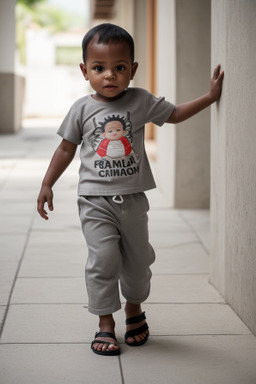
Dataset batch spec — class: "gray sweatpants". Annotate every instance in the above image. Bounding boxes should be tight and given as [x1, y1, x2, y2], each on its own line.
[77, 193, 155, 316]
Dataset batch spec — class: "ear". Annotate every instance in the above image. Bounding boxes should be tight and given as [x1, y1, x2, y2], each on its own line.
[131, 62, 138, 80]
[80, 63, 89, 80]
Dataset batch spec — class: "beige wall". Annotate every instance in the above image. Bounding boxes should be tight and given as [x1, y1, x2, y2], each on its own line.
[0, 73, 25, 134]
[210, 0, 256, 335]
[0, 0, 24, 133]
[133, 0, 148, 89]
[156, 0, 211, 208]
[156, 0, 176, 204]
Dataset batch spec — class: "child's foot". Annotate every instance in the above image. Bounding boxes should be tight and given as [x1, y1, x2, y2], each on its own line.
[91, 315, 120, 356]
[91, 332, 120, 355]
[125, 302, 149, 346]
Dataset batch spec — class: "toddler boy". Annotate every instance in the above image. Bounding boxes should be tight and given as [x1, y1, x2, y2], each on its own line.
[37, 23, 224, 356]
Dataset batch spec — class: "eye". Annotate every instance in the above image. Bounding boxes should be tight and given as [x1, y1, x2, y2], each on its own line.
[94, 66, 104, 72]
[116, 65, 126, 71]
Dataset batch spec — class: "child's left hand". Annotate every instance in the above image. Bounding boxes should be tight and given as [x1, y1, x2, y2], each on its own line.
[210, 64, 224, 102]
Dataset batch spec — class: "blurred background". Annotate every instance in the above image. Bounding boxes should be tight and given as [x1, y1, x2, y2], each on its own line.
[16, 0, 90, 118]
[0, 0, 256, 336]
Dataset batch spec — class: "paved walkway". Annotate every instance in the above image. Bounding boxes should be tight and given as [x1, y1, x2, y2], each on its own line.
[1, 120, 256, 384]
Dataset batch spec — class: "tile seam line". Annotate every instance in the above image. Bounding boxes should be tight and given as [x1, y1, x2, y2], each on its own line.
[178, 210, 210, 255]
[118, 355, 125, 384]
[150, 333, 252, 337]
[14, 273, 209, 279]
[0, 342, 92, 346]
[7, 302, 226, 306]
[0, 209, 37, 340]
[0, 333, 252, 346]
[153, 241, 202, 250]
[6, 302, 228, 306]
[14, 272, 211, 279]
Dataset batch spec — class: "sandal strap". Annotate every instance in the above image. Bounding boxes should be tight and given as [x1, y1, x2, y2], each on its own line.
[125, 322, 149, 339]
[125, 311, 146, 325]
[94, 331, 117, 341]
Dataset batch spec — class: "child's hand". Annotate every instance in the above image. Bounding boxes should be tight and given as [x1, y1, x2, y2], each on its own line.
[37, 185, 54, 220]
[210, 64, 224, 102]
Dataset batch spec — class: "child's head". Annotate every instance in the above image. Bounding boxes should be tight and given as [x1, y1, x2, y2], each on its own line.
[82, 23, 135, 64]
[80, 23, 138, 102]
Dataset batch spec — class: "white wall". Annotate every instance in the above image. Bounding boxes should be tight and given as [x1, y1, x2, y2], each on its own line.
[133, 0, 147, 89]
[210, 0, 256, 335]
[0, 0, 24, 132]
[23, 29, 89, 117]
[156, 0, 176, 205]
[0, 0, 15, 73]
[175, 0, 210, 208]
[156, 0, 211, 208]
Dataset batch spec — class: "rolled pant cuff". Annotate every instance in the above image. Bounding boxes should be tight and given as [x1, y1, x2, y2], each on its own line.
[88, 303, 122, 316]
[122, 293, 150, 305]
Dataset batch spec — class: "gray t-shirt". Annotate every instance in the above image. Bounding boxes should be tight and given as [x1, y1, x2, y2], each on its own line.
[57, 87, 175, 196]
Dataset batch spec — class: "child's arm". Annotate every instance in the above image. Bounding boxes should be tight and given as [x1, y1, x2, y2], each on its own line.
[37, 139, 77, 220]
[167, 64, 224, 124]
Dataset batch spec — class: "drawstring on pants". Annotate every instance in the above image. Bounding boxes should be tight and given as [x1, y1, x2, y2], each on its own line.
[112, 195, 124, 204]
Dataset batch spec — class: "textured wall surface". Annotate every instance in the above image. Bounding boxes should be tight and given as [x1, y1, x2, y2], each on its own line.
[0, 0, 24, 133]
[0, 0, 15, 73]
[210, 0, 256, 335]
[175, 0, 211, 208]
[156, 0, 211, 208]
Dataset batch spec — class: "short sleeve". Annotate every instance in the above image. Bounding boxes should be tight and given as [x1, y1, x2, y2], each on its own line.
[145, 91, 175, 126]
[57, 100, 84, 145]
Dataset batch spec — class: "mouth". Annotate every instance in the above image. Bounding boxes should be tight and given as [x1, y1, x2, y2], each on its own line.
[104, 84, 118, 90]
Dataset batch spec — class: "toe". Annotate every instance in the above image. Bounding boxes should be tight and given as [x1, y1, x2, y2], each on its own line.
[126, 336, 135, 344]
[93, 337, 119, 353]
[126, 332, 148, 344]
[109, 343, 119, 351]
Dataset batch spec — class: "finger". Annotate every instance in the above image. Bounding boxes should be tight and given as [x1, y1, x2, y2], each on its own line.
[216, 70, 224, 84]
[37, 201, 49, 220]
[219, 70, 224, 78]
[42, 209, 49, 220]
[40, 209, 49, 220]
[213, 64, 221, 79]
[47, 199, 54, 212]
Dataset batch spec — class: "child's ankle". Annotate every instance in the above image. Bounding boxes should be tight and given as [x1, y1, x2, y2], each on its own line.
[99, 314, 115, 331]
[125, 302, 142, 317]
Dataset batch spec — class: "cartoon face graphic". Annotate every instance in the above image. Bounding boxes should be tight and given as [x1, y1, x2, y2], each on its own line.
[104, 121, 126, 141]
[89, 113, 137, 160]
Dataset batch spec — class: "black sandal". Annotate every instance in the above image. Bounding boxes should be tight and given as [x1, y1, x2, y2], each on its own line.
[91, 331, 121, 356]
[125, 312, 149, 347]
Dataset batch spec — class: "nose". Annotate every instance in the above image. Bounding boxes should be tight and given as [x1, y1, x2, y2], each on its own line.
[105, 70, 115, 80]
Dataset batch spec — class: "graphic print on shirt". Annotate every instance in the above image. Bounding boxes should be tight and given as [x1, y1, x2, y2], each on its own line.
[89, 113, 140, 178]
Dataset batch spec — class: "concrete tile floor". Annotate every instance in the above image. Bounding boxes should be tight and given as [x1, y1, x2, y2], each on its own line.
[0, 121, 256, 384]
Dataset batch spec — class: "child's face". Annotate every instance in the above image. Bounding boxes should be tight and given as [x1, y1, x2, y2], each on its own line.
[104, 121, 125, 141]
[80, 40, 138, 102]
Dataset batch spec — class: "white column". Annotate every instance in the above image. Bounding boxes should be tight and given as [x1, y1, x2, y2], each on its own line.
[156, 0, 211, 208]
[0, 0, 15, 73]
[156, 0, 176, 205]
[0, 0, 24, 133]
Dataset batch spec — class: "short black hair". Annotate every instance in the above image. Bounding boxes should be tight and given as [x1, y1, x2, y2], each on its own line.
[82, 23, 135, 64]
[98, 115, 126, 133]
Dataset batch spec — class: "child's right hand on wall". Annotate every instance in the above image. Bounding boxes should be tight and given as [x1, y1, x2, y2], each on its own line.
[209, 64, 224, 102]
[167, 64, 224, 124]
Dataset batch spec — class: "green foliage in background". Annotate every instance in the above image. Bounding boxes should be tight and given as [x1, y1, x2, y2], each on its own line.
[56, 46, 82, 66]
[17, 0, 46, 6]
[16, 0, 85, 65]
